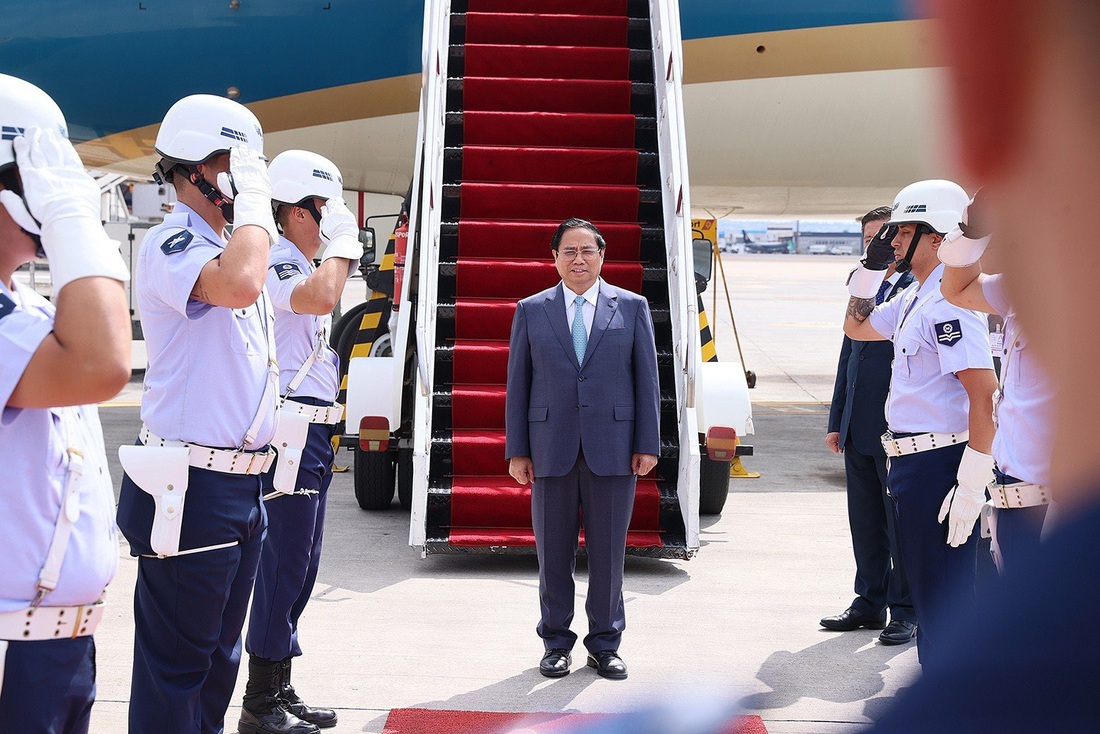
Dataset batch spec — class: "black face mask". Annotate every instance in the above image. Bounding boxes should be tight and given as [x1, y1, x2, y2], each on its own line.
[300, 198, 323, 225]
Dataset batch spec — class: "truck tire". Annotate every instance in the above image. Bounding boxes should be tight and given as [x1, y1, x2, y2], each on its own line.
[354, 447, 395, 510]
[397, 447, 413, 510]
[699, 455, 732, 515]
[330, 300, 371, 352]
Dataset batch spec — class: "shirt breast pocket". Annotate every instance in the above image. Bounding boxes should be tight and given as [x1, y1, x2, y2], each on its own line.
[1008, 333, 1040, 389]
[895, 337, 925, 383]
[231, 305, 261, 355]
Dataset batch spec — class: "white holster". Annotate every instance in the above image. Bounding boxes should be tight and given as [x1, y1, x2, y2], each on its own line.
[118, 444, 191, 557]
[269, 407, 311, 498]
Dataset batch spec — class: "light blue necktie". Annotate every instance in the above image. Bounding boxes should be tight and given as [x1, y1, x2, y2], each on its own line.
[571, 295, 588, 363]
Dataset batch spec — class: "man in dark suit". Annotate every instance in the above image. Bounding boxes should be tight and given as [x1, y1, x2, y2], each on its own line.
[822, 207, 918, 645]
[505, 218, 660, 681]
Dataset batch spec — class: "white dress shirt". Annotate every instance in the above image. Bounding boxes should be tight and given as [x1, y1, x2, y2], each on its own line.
[563, 278, 600, 337]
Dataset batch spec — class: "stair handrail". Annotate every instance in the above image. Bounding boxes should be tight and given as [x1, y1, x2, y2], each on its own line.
[409, 0, 452, 549]
[650, 0, 701, 553]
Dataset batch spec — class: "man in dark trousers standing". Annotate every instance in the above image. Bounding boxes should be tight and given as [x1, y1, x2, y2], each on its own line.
[822, 208, 917, 645]
[505, 218, 660, 681]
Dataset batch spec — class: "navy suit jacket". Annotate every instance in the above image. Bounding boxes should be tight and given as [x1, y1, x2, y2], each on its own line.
[505, 280, 661, 477]
[827, 273, 915, 456]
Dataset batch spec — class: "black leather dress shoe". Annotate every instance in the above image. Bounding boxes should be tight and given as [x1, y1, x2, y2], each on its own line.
[820, 607, 888, 631]
[878, 619, 917, 645]
[587, 650, 628, 680]
[540, 649, 571, 678]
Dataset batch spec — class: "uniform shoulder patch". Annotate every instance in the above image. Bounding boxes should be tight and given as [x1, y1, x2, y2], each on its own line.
[160, 230, 194, 255]
[0, 292, 15, 321]
[272, 261, 303, 281]
[935, 319, 963, 346]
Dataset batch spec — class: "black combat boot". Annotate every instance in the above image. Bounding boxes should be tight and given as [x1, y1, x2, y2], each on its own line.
[278, 656, 338, 729]
[238, 655, 320, 734]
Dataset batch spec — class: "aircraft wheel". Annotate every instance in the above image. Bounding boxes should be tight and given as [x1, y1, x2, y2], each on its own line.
[354, 447, 395, 510]
[699, 455, 732, 515]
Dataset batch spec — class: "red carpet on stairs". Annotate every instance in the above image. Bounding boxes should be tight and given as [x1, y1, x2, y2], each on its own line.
[457, 221, 641, 260]
[462, 112, 637, 149]
[382, 708, 769, 734]
[465, 13, 629, 48]
[465, 45, 631, 81]
[436, 0, 673, 552]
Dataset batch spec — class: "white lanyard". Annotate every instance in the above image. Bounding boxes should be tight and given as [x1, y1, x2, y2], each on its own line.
[240, 288, 279, 449]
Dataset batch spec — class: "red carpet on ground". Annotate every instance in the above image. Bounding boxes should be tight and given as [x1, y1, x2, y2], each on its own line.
[382, 708, 768, 734]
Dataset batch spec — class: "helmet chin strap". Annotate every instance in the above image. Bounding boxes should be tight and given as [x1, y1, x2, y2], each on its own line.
[0, 167, 45, 256]
[894, 224, 930, 274]
[188, 167, 235, 223]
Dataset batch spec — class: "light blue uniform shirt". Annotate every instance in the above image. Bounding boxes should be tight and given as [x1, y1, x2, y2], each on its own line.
[869, 264, 994, 434]
[983, 274, 1053, 485]
[136, 203, 277, 449]
[0, 281, 118, 612]
[266, 237, 340, 402]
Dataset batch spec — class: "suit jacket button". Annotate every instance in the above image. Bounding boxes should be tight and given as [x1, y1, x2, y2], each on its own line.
[578, 375, 585, 381]
[858, 355, 865, 361]
[574, 404, 580, 411]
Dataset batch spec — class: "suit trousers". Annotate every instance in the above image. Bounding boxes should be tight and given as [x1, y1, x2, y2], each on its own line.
[531, 453, 636, 654]
[844, 439, 915, 623]
[887, 442, 976, 668]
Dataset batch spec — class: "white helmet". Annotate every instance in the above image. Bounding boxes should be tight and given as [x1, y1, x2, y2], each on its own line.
[154, 94, 264, 168]
[887, 179, 969, 235]
[268, 150, 344, 206]
[0, 73, 68, 171]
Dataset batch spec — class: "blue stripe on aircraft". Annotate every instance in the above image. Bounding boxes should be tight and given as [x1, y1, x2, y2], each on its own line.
[0, 0, 916, 142]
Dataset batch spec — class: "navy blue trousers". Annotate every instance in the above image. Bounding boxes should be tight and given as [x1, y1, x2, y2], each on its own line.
[0, 636, 96, 733]
[990, 470, 1048, 574]
[887, 442, 976, 667]
[531, 454, 636, 654]
[118, 463, 267, 734]
[247, 411, 336, 661]
[844, 440, 915, 623]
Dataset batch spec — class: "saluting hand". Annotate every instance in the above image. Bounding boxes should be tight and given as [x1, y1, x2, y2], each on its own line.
[632, 453, 658, 476]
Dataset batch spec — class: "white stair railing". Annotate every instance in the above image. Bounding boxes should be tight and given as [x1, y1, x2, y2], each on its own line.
[650, 0, 701, 554]
[408, 0, 452, 551]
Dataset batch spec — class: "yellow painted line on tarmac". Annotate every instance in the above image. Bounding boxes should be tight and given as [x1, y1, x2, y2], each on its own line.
[100, 401, 142, 408]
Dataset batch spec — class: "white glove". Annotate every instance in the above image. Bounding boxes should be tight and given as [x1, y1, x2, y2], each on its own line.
[848, 266, 887, 299]
[937, 446, 994, 547]
[0, 127, 129, 295]
[220, 145, 278, 245]
[939, 192, 991, 267]
[318, 197, 363, 278]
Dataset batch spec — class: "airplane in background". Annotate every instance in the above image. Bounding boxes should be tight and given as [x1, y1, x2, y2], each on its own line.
[0, 0, 946, 219]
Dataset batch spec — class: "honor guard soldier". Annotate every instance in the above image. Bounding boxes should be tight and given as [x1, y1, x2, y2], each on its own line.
[938, 189, 1055, 572]
[842, 180, 997, 667]
[0, 74, 131, 732]
[239, 150, 363, 734]
[115, 95, 284, 734]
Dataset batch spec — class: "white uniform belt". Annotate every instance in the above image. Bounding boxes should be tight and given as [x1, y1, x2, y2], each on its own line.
[988, 481, 1051, 509]
[0, 600, 105, 641]
[881, 431, 969, 457]
[283, 401, 343, 425]
[139, 425, 275, 475]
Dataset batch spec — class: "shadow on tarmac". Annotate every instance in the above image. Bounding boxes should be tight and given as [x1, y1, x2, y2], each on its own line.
[405, 667, 600, 717]
[739, 631, 911, 711]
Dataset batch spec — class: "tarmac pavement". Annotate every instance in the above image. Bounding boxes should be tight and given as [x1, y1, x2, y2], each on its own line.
[89, 253, 920, 733]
